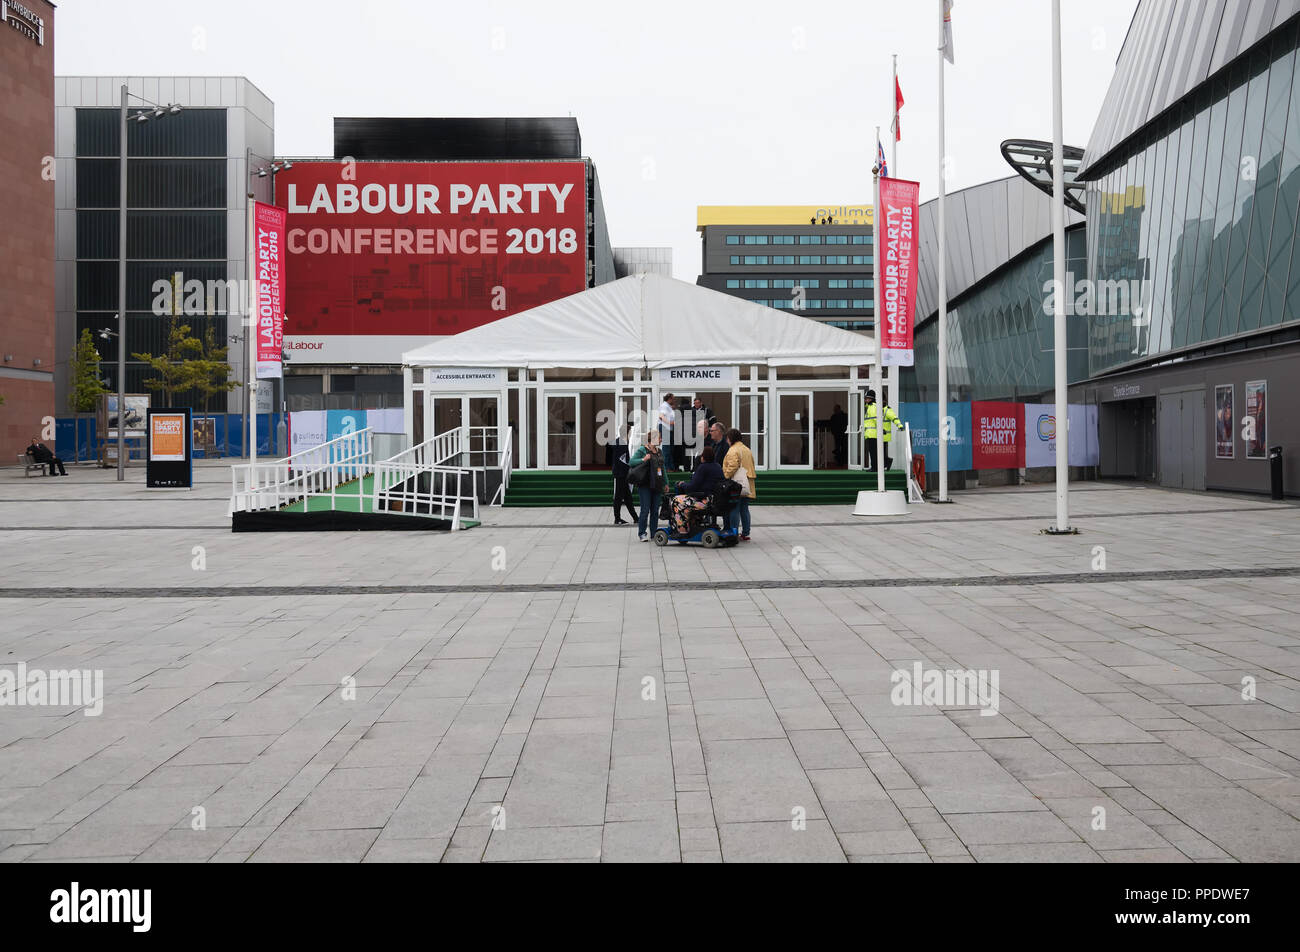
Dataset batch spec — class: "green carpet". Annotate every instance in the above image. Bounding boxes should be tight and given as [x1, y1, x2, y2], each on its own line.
[279, 474, 479, 529]
[504, 469, 909, 507]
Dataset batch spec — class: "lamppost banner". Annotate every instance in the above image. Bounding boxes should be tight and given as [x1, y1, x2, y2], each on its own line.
[254, 200, 287, 380]
[878, 176, 919, 367]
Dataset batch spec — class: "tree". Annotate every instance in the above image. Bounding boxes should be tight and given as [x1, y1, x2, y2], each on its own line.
[68, 328, 109, 413]
[133, 315, 203, 405]
[189, 326, 238, 418]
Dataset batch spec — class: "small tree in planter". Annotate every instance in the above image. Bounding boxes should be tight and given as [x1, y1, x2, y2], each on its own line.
[68, 328, 109, 461]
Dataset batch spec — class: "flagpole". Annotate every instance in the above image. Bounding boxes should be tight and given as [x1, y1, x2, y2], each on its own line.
[1048, 0, 1075, 533]
[937, 0, 949, 502]
[873, 126, 885, 496]
[888, 53, 900, 423]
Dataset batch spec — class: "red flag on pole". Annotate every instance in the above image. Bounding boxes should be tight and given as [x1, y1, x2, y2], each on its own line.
[893, 77, 904, 142]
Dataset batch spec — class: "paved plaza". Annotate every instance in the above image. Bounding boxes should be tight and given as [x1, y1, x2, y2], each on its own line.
[1, 461, 1299, 862]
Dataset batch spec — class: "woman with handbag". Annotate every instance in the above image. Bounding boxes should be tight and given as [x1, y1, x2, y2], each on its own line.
[628, 430, 668, 542]
[721, 428, 757, 541]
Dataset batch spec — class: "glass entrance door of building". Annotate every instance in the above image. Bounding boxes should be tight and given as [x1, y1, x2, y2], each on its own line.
[737, 393, 767, 469]
[545, 394, 579, 469]
[848, 391, 863, 469]
[466, 395, 501, 467]
[778, 392, 812, 468]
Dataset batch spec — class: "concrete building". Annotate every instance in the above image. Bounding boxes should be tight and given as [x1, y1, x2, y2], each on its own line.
[53, 75, 274, 444]
[0, 0, 56, 461]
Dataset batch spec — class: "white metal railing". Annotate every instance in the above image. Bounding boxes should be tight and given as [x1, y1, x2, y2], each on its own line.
[229, 428, 374, 513]
[490, 426, 514, 506]
[371, 429, 478, 529]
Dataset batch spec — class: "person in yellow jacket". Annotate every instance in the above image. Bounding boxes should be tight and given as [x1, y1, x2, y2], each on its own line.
[863, 390, 901, 472]
[721, 427, 757, 541]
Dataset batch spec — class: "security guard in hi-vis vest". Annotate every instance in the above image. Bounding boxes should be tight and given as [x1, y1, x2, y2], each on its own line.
[863, 390, 901, 472]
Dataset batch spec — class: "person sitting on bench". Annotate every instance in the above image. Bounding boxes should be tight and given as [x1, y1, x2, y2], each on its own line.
[27, 437, 67, 476]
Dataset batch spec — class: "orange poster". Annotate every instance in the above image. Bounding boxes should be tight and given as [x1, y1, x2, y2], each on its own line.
[150, 414, 187, 462]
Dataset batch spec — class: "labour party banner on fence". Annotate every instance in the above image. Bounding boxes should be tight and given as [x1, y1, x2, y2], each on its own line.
[899, 401, 973, 471]
[254, 200, 287, 380]
[877, 177, 919, 367]
[971, 401, 1025, 469]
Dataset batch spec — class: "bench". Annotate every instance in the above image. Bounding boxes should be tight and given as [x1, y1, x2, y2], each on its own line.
[18, 451, 45, 477]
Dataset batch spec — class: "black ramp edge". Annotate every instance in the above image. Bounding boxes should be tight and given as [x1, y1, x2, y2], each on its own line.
[232, 510, 458, 532]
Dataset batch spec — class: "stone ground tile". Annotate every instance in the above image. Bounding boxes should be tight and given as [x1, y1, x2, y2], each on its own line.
[133, 827, 239, 862]
[249, 828, 379, 863]
[968, 842, 1104, 862]
[1100, 847, 1193, 862]
[483, 825, 603, 862]
[362, 837, 449, 862]
[717, 820, 847, 862]
[680, 827, 720, 852]
[682, 849, 723, 862]
[788, 729, 867, 769]
[847, 852, 933, 862]
[601, 818, 681, 862]
[945, 810, 1081, 846]
[837, 828, 925, 855]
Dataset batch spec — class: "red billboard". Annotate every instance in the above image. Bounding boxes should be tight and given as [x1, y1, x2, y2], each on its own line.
[277, 160, 588, 362]
[972, 401, 1025, 469]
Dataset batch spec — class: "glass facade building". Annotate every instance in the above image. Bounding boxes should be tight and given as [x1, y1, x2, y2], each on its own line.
[1086, 15, 1300, 373]
[54, 76, 274, 413]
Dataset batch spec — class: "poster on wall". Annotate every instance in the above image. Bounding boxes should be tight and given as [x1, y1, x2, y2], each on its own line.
[897, 401, 973, 471]
[1023, 403, 1102, 468]
[971, 401, 1025, 469]
[1215, 384, 1234, 459]
[1245, 380, 1267, 459]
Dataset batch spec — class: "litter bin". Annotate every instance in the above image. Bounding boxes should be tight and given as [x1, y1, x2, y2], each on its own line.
[1270, 445, 1284, 500]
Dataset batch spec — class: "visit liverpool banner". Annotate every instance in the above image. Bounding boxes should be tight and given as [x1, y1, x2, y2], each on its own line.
[878, 176, 919, 367]
[254, 200, 287, 380]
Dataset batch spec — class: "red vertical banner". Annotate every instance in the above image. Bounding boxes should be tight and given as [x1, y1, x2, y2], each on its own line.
[878, 176, 919, 366]
[971, 401, 1026, 469]
[254, 200, 287, 380]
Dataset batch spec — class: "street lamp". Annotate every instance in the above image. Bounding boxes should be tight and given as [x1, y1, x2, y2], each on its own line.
[116, 83, 183, 481]
[244, 151, 290, 462]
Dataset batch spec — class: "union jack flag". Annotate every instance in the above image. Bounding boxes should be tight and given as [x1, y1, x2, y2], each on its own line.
[877, 140, 888, 178]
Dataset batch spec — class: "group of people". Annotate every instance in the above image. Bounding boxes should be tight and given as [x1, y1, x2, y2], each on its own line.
[609, 421, 756, 543]
[654, 392, 717, 472]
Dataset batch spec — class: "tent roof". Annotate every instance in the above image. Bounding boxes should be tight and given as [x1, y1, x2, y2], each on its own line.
[401, 273, 876, 369]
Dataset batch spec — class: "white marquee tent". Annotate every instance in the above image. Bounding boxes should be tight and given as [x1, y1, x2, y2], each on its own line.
[401, 273, 877, 369]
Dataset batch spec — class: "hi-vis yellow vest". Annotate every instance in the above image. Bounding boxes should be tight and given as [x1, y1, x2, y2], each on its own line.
[863, 404, 900, 442]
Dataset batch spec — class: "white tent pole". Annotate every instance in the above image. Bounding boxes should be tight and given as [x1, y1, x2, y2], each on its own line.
[873, 131, 885, 495]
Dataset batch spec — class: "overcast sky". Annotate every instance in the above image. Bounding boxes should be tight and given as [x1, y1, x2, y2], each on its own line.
[54, 0, 1140, 279]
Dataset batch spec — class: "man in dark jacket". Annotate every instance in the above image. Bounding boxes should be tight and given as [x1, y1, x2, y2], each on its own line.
[707, 421, 729, 472]
[606, 425, 639, 525]
[27, 437, 67, 476]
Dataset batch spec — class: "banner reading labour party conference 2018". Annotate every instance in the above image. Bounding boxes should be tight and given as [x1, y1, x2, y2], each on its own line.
[878, 177, 920, 367]
[254, 200, 287, 380]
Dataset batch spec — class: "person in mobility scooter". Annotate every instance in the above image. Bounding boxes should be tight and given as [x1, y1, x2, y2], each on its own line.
[654, 447, 741, 549]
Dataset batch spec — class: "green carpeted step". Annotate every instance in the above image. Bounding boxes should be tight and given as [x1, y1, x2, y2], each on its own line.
[504, 470, 908, 507]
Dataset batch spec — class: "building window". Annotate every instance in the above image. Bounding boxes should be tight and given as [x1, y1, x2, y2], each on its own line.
[851, 279, 873, 288]
[743, 279, 769, 288]
[772, 235, 795, 244]
[771, 255, 794, 264]
[726, 278, 740, 288]
[742, 255, 769, 265]
[827, 279, 848, 289]
[743, 235, 769, 245]
[798, 235, 823, 245]
[851, 255, 870, 265]
[825, 235, 849, 244]
[798, 255, 822, 264]
[730, 255, 740, 264]
[851, 235, 873, 244]
[726, 235, 740, 245]
[825, 255, 849, 265]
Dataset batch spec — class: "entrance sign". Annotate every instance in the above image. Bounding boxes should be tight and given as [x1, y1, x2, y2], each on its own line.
[878, 177, 920, 367]
[146, 408, 192, 489]
[426, 368, 507, 389]
[254, 201, 287, 380]
[653, 366, 739, 385]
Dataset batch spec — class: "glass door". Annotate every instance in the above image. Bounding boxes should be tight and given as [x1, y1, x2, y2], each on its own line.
[545, 393, 579, 469]
[848, 390, 863, 469]
[737, 393, 767, 470]
[467, 395, 500, 467]
[778, 391, 812, 468]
